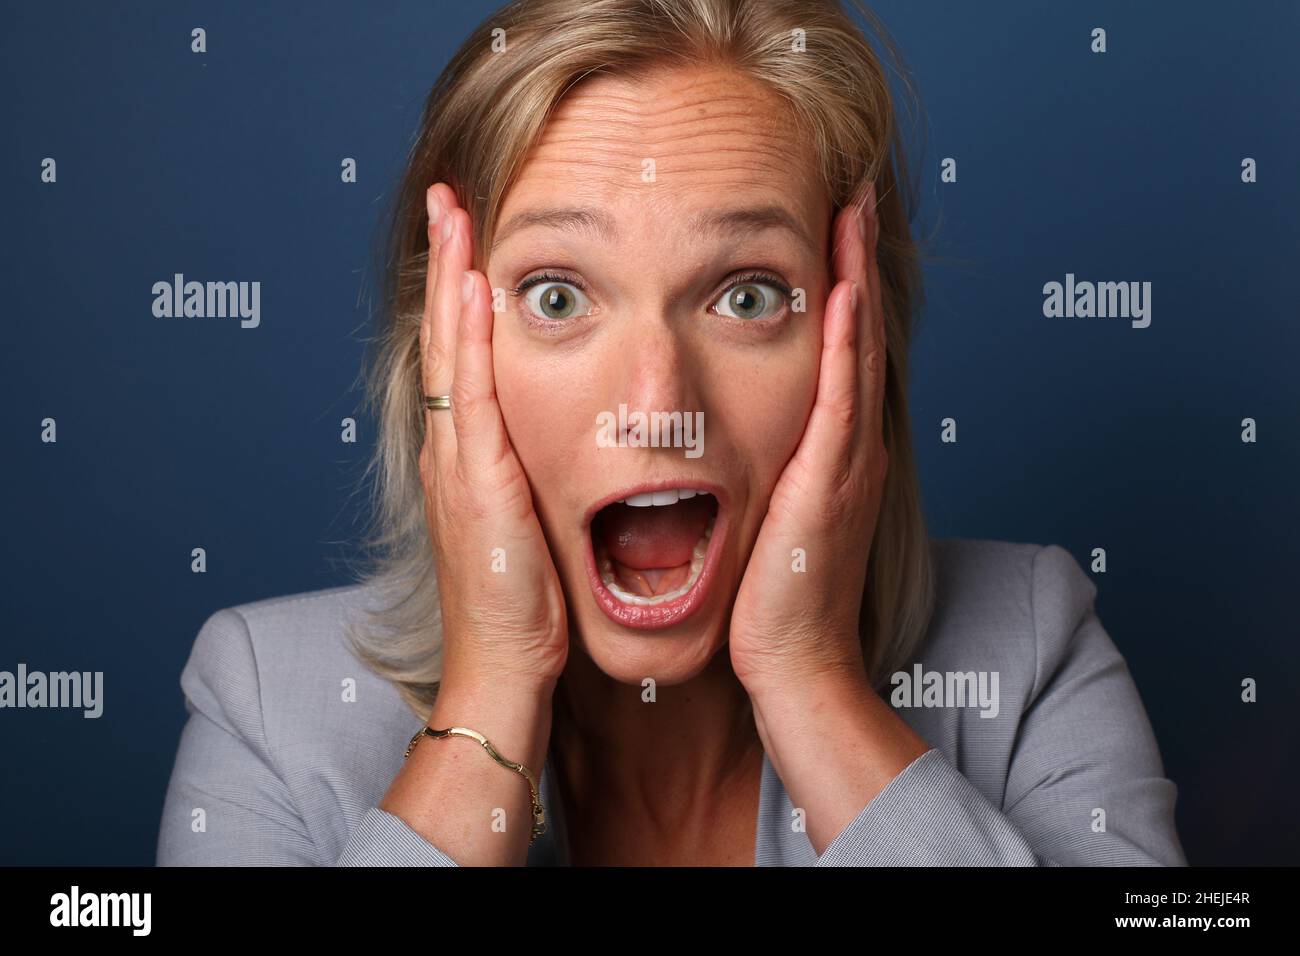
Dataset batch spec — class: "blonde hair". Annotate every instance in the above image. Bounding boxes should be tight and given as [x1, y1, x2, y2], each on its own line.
[347, 0, 936, 718]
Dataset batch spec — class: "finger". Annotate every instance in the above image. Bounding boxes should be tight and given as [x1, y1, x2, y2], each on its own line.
[450, 267, 513, 476]
[428, 182, 461, 267]
[859, 183, 888, 457]
[420, 184, 459, 470]
[791, 273, 860, 488]
[429, 205, 474, 468]
[419, 183, 457, 398]
[830, 185, 886, 461]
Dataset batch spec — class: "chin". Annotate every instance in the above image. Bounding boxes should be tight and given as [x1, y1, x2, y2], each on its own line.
[567, 608, 732, 686]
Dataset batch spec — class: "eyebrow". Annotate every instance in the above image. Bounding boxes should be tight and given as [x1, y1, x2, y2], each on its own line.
[491, 203, 819, 259]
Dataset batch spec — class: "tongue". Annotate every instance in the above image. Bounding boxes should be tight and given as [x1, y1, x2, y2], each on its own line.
[597, 497, 711, 596]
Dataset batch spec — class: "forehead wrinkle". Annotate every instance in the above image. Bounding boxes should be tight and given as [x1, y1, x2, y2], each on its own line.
[517, 146, 799, 185]
[530, 148, 809, 210]
[529, 70, 807, 163]
[532, 99, 804, 158]
[491, 199, 820, 263]
[494, 69, 825, 257]
[545, 72, 774, 123]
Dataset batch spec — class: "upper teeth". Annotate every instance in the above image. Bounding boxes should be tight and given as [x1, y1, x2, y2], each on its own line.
[620, 489, 705, 507]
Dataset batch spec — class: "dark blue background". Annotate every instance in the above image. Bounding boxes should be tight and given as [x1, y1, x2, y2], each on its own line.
[2, 0, 1296, 865]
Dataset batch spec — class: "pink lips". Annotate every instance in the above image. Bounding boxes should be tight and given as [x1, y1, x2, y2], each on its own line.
[582, 478, 728, 631]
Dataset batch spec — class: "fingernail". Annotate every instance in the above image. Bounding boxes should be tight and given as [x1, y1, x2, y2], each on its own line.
[440, 212, 454, 242]
[460, 270, 474, 304]
[427, 188, 443, 230]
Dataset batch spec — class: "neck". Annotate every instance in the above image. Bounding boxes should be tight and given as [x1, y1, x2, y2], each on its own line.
[550, 646, 763, 821]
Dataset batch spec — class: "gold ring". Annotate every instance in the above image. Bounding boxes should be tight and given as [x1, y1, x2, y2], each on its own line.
[424, 394, 451, 410]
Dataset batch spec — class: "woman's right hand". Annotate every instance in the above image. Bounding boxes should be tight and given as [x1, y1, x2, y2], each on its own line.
[419, 182, 570, 693]
[376, 186, 565, 865]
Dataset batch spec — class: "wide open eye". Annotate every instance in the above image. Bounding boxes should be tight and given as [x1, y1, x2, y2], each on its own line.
[517, 275, 594, 322]
[711, 274, 791, 321]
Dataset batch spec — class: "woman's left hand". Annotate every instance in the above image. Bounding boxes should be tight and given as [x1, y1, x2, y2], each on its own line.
[728, 185, 888, 699]
[728, 185, 931, 855]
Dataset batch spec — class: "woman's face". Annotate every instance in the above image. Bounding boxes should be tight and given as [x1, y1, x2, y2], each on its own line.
[486, 64, 832, 686]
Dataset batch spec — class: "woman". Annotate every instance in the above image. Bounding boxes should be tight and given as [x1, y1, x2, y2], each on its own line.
[157, 0, 1187, 866]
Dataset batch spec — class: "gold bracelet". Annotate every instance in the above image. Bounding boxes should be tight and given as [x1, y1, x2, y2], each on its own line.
[406, 726, 547, 845]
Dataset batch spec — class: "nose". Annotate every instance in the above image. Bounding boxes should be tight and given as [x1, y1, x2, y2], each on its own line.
[606, 312, 700, 450]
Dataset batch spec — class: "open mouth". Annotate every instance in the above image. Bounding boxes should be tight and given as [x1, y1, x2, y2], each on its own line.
[583, 483, 725, 630]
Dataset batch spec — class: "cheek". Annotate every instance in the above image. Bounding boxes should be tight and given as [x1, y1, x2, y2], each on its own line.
[704, 333, 821, 487]
[492, 337, 605, 530]
[492, 345, 556, 474]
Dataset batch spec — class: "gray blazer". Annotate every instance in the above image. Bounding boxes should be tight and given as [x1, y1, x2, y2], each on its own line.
[155, 538, 1188, 866]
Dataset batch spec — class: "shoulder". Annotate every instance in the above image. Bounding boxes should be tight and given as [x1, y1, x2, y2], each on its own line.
[169, 583, 426, 860]
[893, 540, 1183, 863]
[179, 581, 418, 766]
[925, 537, 1099, 698]
[185, 582, 383, 693]
[894, 538, 1109, 793]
